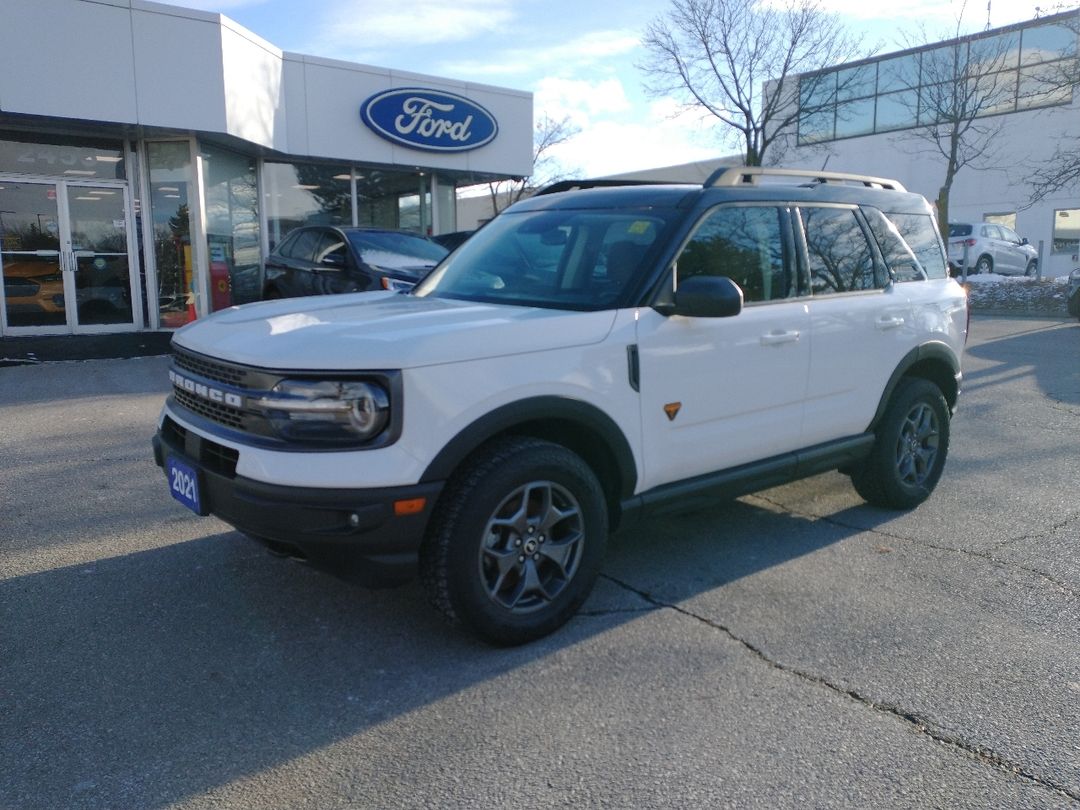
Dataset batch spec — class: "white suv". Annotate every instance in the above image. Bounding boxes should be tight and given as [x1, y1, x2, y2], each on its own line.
[947, 221, 1038, 276]
[154, 168, 968, 645]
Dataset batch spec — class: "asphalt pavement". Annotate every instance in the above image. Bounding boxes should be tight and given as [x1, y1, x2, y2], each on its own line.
[1, 315, 1078, 808]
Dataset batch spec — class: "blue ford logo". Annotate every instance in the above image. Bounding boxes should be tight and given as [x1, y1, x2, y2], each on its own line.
[360, 88, 498, 153]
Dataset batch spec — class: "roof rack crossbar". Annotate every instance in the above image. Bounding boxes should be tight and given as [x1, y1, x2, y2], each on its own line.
[704, 166, 906, 192]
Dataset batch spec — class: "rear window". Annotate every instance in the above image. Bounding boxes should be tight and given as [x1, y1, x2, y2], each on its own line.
[948, 223, 973, 237]
[889, 213, 947, 279]
[346, 231, 448, 269]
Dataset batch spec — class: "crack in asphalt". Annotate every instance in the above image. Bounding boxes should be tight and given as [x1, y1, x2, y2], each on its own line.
[577, 606, 659, 617]
[599, 573, 1080, 804]
[748, 495, 1079, 601]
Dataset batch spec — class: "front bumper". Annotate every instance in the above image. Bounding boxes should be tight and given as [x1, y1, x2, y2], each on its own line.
[153, 419, 443, 586]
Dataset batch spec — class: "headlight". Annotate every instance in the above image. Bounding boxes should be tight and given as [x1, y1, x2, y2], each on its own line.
[250, 379, 390, 443]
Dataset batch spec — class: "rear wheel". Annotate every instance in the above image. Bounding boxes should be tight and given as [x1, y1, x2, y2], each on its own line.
[850, 378, 950, 509]
[420, 436, 608, 646]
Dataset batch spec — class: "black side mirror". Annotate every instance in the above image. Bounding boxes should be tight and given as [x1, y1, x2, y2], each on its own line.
[1020, 237, 1029, 245]
[670, 275, 743, 318]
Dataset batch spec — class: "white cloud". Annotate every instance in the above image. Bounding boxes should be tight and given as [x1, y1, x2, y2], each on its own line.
[320, 0, 515, 47]
[436, 28, 641, 78]
[542, 93, 727, 177]
[535, 77, 633, 126]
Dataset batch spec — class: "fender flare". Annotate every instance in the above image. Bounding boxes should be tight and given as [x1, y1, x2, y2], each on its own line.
[419, 396, 638, 499]
[870, 342, 961, 429]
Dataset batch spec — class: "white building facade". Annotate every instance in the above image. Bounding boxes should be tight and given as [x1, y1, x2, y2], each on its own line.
[776, 11, 1078, 279]
[0, 0, 532, 337]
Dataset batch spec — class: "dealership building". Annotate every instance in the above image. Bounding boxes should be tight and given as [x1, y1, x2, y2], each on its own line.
[776, 10, 1079, 279]
[0, 0, 532, 339]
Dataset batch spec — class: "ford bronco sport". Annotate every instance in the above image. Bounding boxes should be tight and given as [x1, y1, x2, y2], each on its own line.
[153, 167, 968, 645]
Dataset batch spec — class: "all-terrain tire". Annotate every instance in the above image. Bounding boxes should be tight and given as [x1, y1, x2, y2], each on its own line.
[419, 436, 608, 646]
[850, 378, 950, 509]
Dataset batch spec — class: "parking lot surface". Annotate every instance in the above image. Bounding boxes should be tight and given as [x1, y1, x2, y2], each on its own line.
[2, 315, 1078, 808]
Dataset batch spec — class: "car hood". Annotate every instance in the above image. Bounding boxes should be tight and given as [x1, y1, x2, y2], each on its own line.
[173, 291, 619, 370]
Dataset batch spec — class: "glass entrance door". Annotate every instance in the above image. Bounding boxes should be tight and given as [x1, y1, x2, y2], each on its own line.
[0, 179, 137, 333]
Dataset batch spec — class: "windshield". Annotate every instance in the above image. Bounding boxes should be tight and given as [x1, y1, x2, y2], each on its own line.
[347, 231, 448, 269]
[413, 208, 676, 310]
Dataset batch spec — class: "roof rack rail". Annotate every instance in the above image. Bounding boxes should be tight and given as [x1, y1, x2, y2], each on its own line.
[534, 179, 681, 197]
[704, 166, 906, 192]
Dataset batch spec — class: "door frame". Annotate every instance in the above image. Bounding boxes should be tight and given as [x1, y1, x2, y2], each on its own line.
[0, 173, 143, 336]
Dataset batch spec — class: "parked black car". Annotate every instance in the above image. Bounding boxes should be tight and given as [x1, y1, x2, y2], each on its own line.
[263, 226, 448, 299]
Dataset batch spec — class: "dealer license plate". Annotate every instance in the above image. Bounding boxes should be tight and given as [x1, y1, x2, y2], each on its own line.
[166, 456, 205, 515]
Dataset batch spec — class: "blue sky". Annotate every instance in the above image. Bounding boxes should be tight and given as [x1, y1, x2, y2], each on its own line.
[169, 0, 1046, 177]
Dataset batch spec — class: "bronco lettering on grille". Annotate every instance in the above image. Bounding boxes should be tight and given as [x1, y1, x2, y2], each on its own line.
[169, 369, 243, 408]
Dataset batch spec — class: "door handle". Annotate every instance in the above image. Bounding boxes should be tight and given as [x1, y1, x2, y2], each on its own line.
[875, 316, 905, 330]
[760, 330, 801, 346]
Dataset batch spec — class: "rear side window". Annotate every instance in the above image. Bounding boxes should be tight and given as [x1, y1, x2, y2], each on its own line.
[800, 207, 882, 293]
[677, 206, 790, 303]
[286, 229, 322, 262]
[887, 212, 947, 279]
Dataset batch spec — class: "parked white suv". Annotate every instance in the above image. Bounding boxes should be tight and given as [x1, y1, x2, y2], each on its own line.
[154, 168, 968, 645]
[947, 221, 1038, 276]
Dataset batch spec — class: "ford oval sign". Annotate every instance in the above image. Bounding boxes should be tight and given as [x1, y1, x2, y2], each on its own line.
[360, 88, 498, 153]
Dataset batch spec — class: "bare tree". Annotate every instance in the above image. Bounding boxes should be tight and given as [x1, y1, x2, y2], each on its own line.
[639, 0, 865, 167]
[890, 19, 1037, 239]
[487, 115, 580, 216]
[1026, 8, 1080, 203]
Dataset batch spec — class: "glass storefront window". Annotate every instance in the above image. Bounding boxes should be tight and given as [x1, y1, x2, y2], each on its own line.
[147, 141, 194, 329]
[263, 162, 351, 251]
[0, 132, 125, 181]
[201, 145, 262, 309]
[1052, 209, 1079, 253]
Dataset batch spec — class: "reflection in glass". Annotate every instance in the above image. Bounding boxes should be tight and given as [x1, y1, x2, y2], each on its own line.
[1021, 23, 1078, 65]
[679, 206, 788, 303]
[434, 177, 457, 235]
[202, 145, 262, 310]
[264, 162, 351, 251]
[147, 141, 194, 328]
[0, 182, 64, 327]
[0, 132, 125, 181]
[875, 90, 918, 131]
[798, 109, 835, 143]
[836, 63, 876, 102]
[68, 187, 133, 325]
[1052, 208, 1080, 253]
[835, 97, 876, 138]
[1017, 62, 1075, 109]
[802, 207, 881, 293]
[876, 53, 922, 94]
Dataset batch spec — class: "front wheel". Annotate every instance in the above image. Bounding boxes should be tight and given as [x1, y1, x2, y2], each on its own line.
[420, 436, 608, 646]
[975, 255, 993, 275]
[850, 378, 950, 509]
[1025, 260, 1038, 277]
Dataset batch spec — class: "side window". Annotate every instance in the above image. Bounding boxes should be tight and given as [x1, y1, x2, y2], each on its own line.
[801, 207, 882, 293]
[884, 212, 948, 279]
[288, 229, 322, 263]
[677, 206, 789, 303]
[1000, 226, 1021, 243]
[274, 231, 300, 257]
[315, 231, 347, 266]
[863, 207, 925, 283]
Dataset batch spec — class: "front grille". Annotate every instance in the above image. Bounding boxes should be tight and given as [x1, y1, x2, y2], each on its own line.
[174, 388, 245, 429]
[161, 415, 239, 478]
[172, 346, 253, 388]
